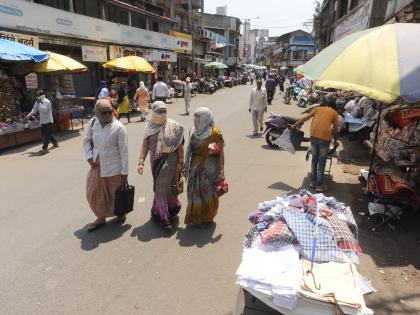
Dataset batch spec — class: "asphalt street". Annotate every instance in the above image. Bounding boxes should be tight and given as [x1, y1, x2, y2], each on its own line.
[0, 84, 418, 315]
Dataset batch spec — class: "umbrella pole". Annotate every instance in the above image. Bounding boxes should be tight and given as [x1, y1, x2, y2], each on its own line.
[367, 102, 383, 183]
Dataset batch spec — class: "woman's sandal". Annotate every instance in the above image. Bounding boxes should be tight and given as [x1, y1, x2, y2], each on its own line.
[87, 220, 106, 232]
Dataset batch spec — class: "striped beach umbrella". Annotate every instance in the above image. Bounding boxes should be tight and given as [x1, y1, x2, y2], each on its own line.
[300, 23, 420, 103]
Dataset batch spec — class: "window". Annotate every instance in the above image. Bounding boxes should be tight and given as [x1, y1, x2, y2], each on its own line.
[350, 0, 359, 10]
[132, 13, 147, 29]
[292, 50, 305, 60]
[74, 0, 100, 18]
[34, 0, 69, 10]
[338, 0, 348, 18]
[107, 5, 130, 25]
[152, 20, 160, 32]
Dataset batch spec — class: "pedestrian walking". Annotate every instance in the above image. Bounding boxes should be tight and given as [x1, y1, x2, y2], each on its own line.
[152, 76, 169, 103]
[250, 72, 256, 85]
[96, 81, 109, 100]
[265, 74, 276, 105]
[135, 81, 150, 122]
[83, 99, 129, 232]
[26, 89, 58, 155]
[249, 80, 267, 136]
[137, 101, 185, 229]
[292, 99, 339, 192]
[117, 82, 131, 123]
[184, 77, 192, 115]
[277, 72, 285, 94]
[184, 107, 225, 225]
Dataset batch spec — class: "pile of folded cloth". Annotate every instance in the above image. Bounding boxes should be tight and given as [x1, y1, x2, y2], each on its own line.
[237, 190, 375, 314]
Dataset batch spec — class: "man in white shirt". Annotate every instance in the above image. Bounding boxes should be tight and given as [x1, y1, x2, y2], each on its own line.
[83, 99, 129, 231]
[249, 80, 268, 136]
[152, 76, 169, 103]
[26, 89, 58, 154]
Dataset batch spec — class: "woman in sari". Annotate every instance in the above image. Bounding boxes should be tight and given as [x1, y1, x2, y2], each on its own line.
[184, 107, 225, 225]
[138, 101, 185, 228]
[117, 82, 131, 123]
[135, 81, 150, 122]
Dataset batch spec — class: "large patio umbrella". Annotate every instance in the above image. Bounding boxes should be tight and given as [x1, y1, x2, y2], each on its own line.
[203, 61, 228, 69]
[102, 55, 155, 73]
[0, 38, 49, 62]
[33, 51, 87, 73]
[299, 23, 420, 103]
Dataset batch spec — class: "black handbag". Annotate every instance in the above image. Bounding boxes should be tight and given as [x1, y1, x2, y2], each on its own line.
[114, 178, 135, 217]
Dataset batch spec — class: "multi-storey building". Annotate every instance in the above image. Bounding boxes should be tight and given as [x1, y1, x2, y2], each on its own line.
[0, 0, 202, 96]
[314, 0, 388, 52]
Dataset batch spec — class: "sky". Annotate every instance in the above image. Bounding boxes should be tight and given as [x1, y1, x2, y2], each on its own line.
[204, 0, 318, 37]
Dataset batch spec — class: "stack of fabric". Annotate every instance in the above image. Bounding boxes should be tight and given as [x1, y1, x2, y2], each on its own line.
[237, 190, 373, 314]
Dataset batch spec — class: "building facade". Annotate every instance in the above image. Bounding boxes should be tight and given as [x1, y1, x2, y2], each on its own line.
[200, 12, 242, 73]
[0, 0, 203, 96]
[314, 0, 388, 52]
[261, 30, 315, 71]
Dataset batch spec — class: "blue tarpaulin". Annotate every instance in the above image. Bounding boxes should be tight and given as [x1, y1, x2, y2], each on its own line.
[0, 38, 49, 62]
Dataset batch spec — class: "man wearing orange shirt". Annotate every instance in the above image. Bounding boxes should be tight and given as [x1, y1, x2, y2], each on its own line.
[292, 101, 339, 192]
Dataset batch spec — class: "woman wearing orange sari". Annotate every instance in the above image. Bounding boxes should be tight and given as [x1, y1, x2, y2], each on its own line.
[135, 81, 150, 122]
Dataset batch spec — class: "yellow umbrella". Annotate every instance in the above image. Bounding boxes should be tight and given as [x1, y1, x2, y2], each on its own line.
[102, 55, 155, 73]
[33, 51, 87, 73]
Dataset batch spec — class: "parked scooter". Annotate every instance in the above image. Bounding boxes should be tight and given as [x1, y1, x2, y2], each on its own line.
[283, 85, 293, 104]
[263, 112, 310, 147]
[224, 77, 233, 88]
[197, 78, 215, 94]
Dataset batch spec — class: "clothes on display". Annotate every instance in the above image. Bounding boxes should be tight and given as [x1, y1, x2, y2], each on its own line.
[237, 191, 373, 315]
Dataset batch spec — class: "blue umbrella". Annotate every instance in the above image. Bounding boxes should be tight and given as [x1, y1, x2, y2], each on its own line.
[0, 39, 49, 62]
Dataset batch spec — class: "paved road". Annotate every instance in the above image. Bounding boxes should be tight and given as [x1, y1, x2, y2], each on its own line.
[1, 84, 418, 315]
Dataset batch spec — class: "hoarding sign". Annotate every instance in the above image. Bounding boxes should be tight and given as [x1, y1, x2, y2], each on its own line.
[334, 0, 373, 41]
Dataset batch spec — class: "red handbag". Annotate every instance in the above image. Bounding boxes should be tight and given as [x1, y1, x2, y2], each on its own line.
[216, 177, 229, 197]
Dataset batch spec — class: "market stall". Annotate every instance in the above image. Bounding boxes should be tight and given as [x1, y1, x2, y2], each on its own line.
[0, 39, 49, 149]
[298, 23, 420, 229]
[234, 191, 374, 315]
[33, 51, 87, 132]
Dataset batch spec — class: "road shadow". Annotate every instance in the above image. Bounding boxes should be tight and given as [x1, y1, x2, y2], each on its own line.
[176, 222, 222, 248]
[267, 182, 300, 194]
[178, 113, 190, 116]
[130, 216, 180, 242]
[246, 134, 263, 139]
[74, 220, 132, 251]
[0, 130, 81, 156]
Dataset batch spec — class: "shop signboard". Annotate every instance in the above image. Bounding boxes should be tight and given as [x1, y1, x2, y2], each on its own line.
[0, 0, 177, 51]
[172, 31, 192, 54]
[25, 73, 38, 89]
[0, 30, 38, 48]
[81, 45, 107, 62]
[334, 0, 373, 41]
[109, 45, 153, 61]
[152, 50, 177, 62]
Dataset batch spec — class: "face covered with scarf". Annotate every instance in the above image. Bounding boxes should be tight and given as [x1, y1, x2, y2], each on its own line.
[150, 101, 167, 125]
[139, 81, 145, 90]
[193, 107, 214, 140]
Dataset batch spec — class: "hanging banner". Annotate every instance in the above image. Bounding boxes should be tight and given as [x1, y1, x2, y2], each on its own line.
[81, 45, 107, 62]
[0, 30, 38, 48]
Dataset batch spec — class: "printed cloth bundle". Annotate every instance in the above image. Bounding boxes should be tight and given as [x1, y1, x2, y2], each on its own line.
[368, 171, 419, 205]
[246, 190, 361, 264]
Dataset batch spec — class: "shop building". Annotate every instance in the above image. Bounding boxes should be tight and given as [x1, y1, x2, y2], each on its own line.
[315, 0, 388, 52]
[384, 0, 420, 22]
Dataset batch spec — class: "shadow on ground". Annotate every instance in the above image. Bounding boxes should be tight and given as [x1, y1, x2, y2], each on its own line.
[131, 217, 180, 241]
[176, 222, 222, 248]
[74, 219, 132, 251]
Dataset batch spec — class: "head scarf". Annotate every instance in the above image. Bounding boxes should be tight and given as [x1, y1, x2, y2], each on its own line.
[139, 81, 145, 90]
[186, 77, 191, 82]
[144, 101, 184, 155]
[192, 107, 214, 141]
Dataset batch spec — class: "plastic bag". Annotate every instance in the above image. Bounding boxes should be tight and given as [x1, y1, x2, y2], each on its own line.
[274, 128, 296, 154]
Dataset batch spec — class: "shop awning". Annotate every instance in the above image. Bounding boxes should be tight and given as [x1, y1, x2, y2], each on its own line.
[33, 51, 87, 73]
[0, 38, 49, 62]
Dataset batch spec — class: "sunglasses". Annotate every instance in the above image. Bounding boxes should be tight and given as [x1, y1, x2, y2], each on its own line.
[99, 110, 113, 115]
[156, 110, 167, 114]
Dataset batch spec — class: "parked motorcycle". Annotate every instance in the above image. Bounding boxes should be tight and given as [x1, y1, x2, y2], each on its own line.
[263, 112, 310, 147]
[224, 77, 233, 88]
[283, 85, 293, 104]
[197, 79, 215, 94]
